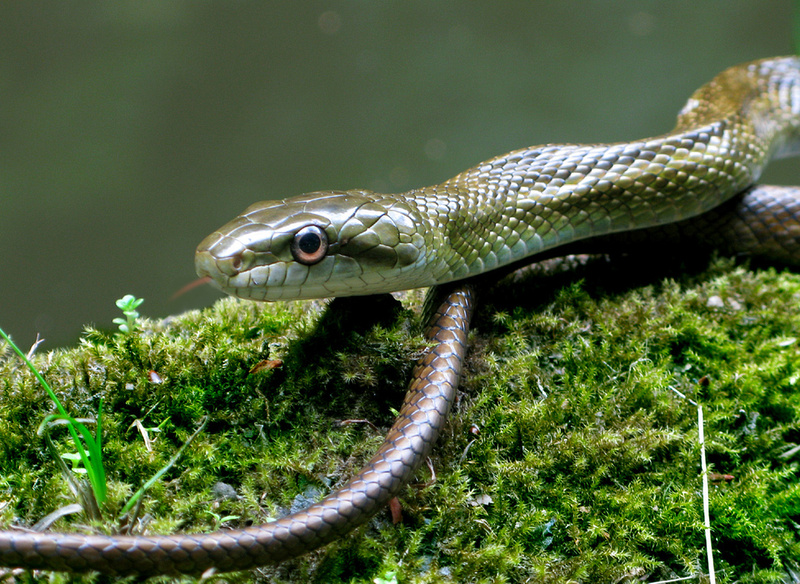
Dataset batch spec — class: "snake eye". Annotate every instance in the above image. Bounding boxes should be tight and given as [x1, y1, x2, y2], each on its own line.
[290, 225, 328, 265]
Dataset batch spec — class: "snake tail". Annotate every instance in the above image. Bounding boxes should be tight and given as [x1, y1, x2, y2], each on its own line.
[0, 286, 474, 576]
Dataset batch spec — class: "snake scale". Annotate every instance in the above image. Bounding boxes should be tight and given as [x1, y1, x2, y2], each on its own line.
[2, 56, 800, 577]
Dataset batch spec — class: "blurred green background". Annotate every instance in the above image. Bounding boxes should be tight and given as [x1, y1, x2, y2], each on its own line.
[1, 1, 797, 348]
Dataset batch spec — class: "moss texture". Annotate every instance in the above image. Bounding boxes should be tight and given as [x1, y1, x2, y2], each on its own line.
[2, 256, 800, 583]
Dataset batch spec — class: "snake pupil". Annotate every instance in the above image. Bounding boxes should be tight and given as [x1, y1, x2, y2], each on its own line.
[298, 232, 320, 254]
[291, 225, 328, 265]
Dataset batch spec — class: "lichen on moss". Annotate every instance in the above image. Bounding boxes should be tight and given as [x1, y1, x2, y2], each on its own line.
[1, 256, 800, 583]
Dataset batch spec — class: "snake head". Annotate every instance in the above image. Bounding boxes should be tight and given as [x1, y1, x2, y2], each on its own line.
[195, 190, 429, 300]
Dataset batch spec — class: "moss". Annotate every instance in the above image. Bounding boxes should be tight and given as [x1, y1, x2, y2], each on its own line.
[2, 257, 800, 583]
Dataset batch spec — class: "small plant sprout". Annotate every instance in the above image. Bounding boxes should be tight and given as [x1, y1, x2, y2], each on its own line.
[114, 294, 144, 334]
[374, 571, 398, 584]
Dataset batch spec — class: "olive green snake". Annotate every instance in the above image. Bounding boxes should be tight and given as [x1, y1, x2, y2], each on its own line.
[3, 56, 800, 576]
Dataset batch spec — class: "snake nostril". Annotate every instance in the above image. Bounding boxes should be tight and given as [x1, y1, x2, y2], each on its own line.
[195, 232, 256, 279]
[219, 249, 254, 277]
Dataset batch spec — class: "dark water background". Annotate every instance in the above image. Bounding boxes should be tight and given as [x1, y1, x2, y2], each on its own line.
[1, 1, 797, 349]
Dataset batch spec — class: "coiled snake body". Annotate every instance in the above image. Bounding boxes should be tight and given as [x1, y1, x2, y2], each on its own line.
[2, 56, 800, 576]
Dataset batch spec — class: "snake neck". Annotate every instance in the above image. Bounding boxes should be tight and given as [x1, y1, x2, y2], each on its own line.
[408, 56, 800, 284]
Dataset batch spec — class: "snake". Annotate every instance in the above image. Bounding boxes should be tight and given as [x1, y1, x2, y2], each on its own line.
[2, 56, 800, 577]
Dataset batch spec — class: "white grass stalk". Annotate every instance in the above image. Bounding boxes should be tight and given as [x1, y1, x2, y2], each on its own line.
[698, 405, 716, 584]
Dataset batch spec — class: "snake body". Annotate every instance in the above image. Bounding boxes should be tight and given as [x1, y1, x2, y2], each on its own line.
[194, 57, 800, 301]
[2, 56, 800, 576]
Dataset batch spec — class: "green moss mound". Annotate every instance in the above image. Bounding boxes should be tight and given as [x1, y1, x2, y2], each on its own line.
[1, 257, 800, 583]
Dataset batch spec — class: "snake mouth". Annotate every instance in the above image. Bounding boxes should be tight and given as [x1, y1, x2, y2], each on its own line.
[194, 248, 226, 291]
